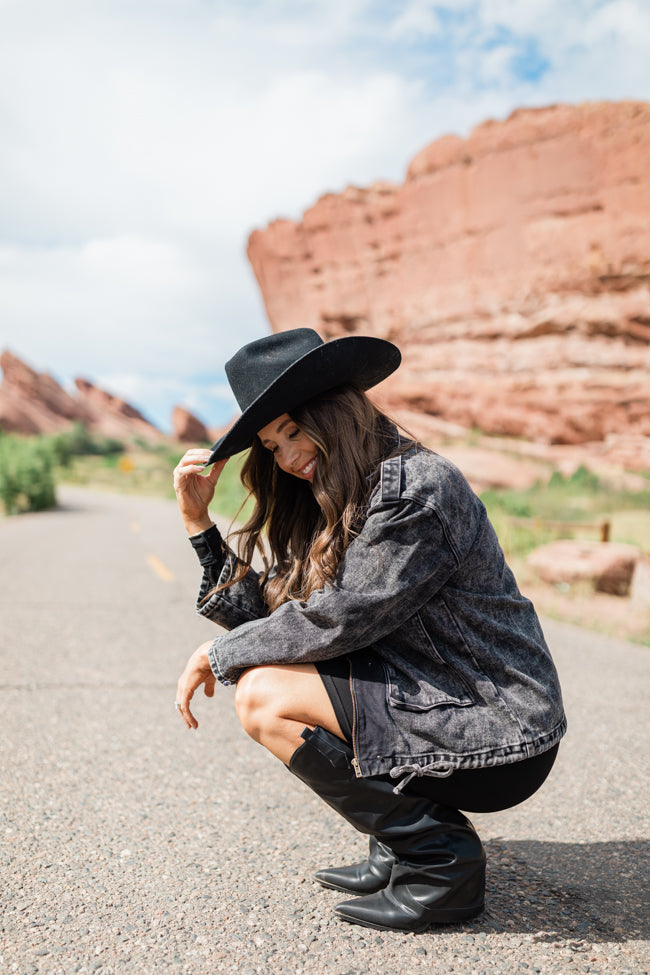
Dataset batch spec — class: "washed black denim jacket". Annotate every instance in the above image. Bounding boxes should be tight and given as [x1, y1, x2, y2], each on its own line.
[190, 446, 566, 785]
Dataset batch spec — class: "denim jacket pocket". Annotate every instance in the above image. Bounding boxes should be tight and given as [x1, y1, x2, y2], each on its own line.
[383, 613, 476, 712]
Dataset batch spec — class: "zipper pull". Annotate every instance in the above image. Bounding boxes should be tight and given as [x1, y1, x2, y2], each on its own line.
[351, 757, 363, 778]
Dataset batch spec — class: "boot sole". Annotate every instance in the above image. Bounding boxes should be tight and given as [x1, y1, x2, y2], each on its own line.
[335, 900, 484, 933]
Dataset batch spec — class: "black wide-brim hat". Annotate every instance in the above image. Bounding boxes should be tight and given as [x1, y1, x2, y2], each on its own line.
[208, 328, 401, 463]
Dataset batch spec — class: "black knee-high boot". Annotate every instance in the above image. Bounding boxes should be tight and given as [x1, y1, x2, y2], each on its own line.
[288, 726, 485, 933]
[314, 836, 395, 894]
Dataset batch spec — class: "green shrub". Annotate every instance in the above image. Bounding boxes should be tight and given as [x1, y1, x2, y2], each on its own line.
[50, 423, 125, 465]
[0, 433, 57, 514]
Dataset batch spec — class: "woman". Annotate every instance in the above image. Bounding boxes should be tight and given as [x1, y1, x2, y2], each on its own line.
[174, 328, 566, 933]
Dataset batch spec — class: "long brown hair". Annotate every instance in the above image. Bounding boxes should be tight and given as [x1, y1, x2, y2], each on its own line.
[219, 385, 410, 612]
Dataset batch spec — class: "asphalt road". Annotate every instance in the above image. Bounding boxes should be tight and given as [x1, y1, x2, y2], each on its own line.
[1, 485, 648, 975]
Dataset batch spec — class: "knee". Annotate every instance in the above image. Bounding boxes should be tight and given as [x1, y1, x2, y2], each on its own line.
[234, 667, 278, 742]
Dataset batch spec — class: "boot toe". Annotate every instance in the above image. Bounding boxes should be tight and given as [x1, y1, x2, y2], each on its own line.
[314, 869, 351, 893]
[314, 840, 394, 894]
[334, 887, 485, 933]
[334, 890, 430, 933]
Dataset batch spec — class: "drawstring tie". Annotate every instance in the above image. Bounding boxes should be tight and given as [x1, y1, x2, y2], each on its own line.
[390, 761, 454, 795]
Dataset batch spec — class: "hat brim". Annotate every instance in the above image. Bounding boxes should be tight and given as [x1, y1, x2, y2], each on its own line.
[208, 335, 400, 464]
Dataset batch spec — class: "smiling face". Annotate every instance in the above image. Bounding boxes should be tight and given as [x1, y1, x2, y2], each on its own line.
[257, 413, 319, 481]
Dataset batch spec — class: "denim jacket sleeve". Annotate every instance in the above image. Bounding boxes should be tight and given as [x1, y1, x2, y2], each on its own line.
[206, 454, 480, 683]
[190, 525, 269, 629]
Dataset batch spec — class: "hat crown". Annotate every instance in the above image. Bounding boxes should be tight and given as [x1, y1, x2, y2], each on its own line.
[226, 328, 323, 412]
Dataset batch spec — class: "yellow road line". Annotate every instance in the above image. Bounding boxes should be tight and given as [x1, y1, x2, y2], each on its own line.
[146, 554, 175, 582]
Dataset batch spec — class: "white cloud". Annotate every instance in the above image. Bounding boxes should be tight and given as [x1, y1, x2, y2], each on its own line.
[387, 1, 444, 40]
[584, 0, 650, 46]
[80, 237, 194, 288]
[1, 0, 649, 429]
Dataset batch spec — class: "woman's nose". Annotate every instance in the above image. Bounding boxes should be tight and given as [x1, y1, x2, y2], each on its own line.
[285, 443, 300, 467]
[278, 442, 298, 470]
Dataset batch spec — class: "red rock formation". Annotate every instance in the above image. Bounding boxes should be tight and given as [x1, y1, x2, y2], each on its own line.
[172, 406, 209, 443]
[0, 350, 163, 444]
[0, 351, 87, 435]
[74, 378, 165, 444]
[247, 101, 650, 446]
[527, 540, 640, 596]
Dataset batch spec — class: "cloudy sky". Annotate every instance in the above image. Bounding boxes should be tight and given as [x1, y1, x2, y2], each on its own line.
[2, 0, 649, 432]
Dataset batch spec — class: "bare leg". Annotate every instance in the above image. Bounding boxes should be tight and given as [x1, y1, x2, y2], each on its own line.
[234, 663, 346, 765]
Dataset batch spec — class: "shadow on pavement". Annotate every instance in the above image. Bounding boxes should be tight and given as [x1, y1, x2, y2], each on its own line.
[481, 838, 649, 942]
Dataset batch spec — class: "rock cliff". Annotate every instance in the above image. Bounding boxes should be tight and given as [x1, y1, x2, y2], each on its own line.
[247, 101, 650, 449]
[172, 406, 210, 443]
[0, 350, 165, 444]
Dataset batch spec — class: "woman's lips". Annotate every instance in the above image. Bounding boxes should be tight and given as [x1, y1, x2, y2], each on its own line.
[298, 457, 317, 478]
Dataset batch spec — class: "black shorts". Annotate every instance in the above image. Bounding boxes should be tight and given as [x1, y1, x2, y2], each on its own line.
[315, 655, 559, 814]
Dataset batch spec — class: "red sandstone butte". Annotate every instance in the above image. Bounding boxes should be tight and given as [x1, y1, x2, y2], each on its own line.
[172, 405, 210, 443]
[0, 350, 164, 444]
[73, 378, 166, 444]
[527, 540, 640, 596]
[247, 101, 650, 446]
[0, 350, 85, 435]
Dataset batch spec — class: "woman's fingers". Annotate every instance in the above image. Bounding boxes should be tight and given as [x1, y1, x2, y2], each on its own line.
[173, 451, 223, 532]
[179, 447, 212, 464]
[208, 457, 229, 481]
[174, 449, 211, 481]
[175, 674, 199, 729]
[175, 695, 196, 730]
[175, 645, 214, 730]
[173, 452, 228, 491]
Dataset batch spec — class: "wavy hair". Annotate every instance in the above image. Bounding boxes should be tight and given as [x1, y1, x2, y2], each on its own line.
[219, 385, 410, 612]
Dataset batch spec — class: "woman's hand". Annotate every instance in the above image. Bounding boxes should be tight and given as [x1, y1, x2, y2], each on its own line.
[175, 641, 217, 729]
[173, 448, 229, 536]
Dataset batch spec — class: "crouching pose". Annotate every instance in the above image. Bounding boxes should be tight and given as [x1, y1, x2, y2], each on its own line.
[174, 328, 566, 933]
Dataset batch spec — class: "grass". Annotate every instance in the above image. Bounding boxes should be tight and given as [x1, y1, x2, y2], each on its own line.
[480, 465, 650, 556]
[59, 442, 254, 522]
